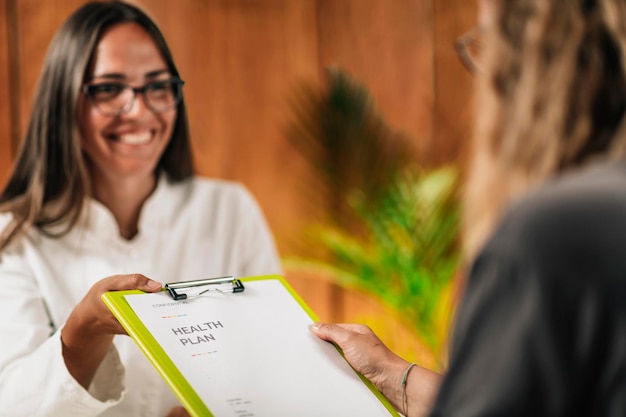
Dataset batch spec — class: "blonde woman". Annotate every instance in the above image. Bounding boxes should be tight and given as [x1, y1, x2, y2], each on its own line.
[313, 0, 626, 416]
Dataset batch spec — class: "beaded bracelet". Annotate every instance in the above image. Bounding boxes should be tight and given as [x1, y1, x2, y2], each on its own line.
[401, 362, 418, 416]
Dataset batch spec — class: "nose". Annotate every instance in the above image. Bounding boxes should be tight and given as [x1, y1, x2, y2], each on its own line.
[121, 90, 151, 118]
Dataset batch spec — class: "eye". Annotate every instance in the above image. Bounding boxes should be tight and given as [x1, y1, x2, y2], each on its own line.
[88, 83, 126, 100]
[146, 80, 173, 94]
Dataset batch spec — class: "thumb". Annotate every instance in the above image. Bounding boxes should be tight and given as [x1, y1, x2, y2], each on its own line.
[127, 273, 162, 292]
[311, 322, 348, 344]
[100, 273, 162, 293]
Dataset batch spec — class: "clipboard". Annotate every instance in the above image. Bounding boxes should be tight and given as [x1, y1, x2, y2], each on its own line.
[102, 274, 399, 417]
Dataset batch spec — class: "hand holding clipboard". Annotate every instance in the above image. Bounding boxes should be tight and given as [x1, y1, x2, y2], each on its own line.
[103, 275, 398, 417]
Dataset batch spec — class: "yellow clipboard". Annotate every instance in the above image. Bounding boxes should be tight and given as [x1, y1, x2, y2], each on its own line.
[102, 274, 398, 417]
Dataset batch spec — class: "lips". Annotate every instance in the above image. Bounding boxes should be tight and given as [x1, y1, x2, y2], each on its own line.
[117, 131, 153, 145]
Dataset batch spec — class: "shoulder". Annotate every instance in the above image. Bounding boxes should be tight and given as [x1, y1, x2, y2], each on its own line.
[495, 160, 626, 245]
[454, 161, 626, 408]
[0, 212, 28, 256]
[481, 160, 626, 275]
[519, 159, 626, 217]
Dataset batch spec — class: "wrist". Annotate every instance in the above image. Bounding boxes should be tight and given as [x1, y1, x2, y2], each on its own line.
[373, 358, 412, 412]
[401, 363, 418, 416]
[61, 330, 114, 387]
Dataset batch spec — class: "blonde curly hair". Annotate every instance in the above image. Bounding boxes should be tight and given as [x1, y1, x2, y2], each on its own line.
[463, 0, 626, 260]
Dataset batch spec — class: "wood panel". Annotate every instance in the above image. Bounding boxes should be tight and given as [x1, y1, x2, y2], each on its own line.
[431, 0, 477, 166]
[0, 0, 15, 188]
[317, 0, 433, 159]
[313, 0, 442, 364]
[157, 0, 320, 256]
[13, 1, 87, 136]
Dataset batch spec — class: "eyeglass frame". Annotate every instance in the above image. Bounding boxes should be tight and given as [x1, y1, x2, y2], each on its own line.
[454, 26, 485, 76]
[80, 77, 185, 116]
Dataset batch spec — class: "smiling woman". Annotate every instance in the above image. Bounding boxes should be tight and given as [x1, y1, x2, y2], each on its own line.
[0, 2, 281, 417]
[78, 22, 179, 224]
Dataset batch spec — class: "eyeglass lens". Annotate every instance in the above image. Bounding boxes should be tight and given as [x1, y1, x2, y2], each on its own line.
[86, 79, 183, 115]
[455, 26, 484, 75]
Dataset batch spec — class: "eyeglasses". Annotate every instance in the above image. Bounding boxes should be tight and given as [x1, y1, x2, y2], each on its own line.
[455, 26, 484, 76]
[81, 77, 185, 116]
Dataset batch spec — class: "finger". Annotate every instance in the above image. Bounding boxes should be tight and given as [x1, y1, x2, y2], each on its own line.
[97, 274, 162, 293]
[311, 322, 354, 345]
[311, 322, 372, 340]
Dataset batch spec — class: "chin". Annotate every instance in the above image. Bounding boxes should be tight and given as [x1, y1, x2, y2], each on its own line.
[113, 162, 160, 179]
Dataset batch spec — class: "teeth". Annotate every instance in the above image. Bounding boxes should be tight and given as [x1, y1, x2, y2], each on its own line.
[118, 132, 151, 145]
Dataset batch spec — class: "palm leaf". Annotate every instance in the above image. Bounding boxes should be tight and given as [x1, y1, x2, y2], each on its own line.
[285, 67, 461, 366]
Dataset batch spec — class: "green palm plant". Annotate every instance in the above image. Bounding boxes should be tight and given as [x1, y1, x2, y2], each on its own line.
[285, 68, 461, 367]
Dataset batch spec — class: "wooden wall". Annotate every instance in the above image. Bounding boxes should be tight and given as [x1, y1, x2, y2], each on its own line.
[0, 0, 476, 367]
[0, 0, 14, 182]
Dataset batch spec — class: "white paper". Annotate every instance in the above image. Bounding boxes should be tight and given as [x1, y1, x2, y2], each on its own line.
[124, 279, 392, 416]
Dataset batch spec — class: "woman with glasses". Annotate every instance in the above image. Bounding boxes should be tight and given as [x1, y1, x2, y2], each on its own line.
[314, 0, 626, 416]
[0, 2, 280, 416]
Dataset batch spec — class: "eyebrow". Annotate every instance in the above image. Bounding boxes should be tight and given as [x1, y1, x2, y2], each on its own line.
[89, 69, 172, 82]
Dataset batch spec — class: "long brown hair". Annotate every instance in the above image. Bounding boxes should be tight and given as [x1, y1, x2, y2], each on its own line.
[0, 1, 194, 251]
[463, 0, 626, 260]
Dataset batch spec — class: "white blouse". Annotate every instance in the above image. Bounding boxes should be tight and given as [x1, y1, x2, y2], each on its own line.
[0, 175, 282, 417]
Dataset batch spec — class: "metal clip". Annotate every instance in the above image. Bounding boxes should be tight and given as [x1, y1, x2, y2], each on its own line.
[165, 276, 245, 300]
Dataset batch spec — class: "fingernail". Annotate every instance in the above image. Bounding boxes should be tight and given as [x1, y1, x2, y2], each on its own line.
[311, 322, 321, 330]
[148, 280, 162, 289]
